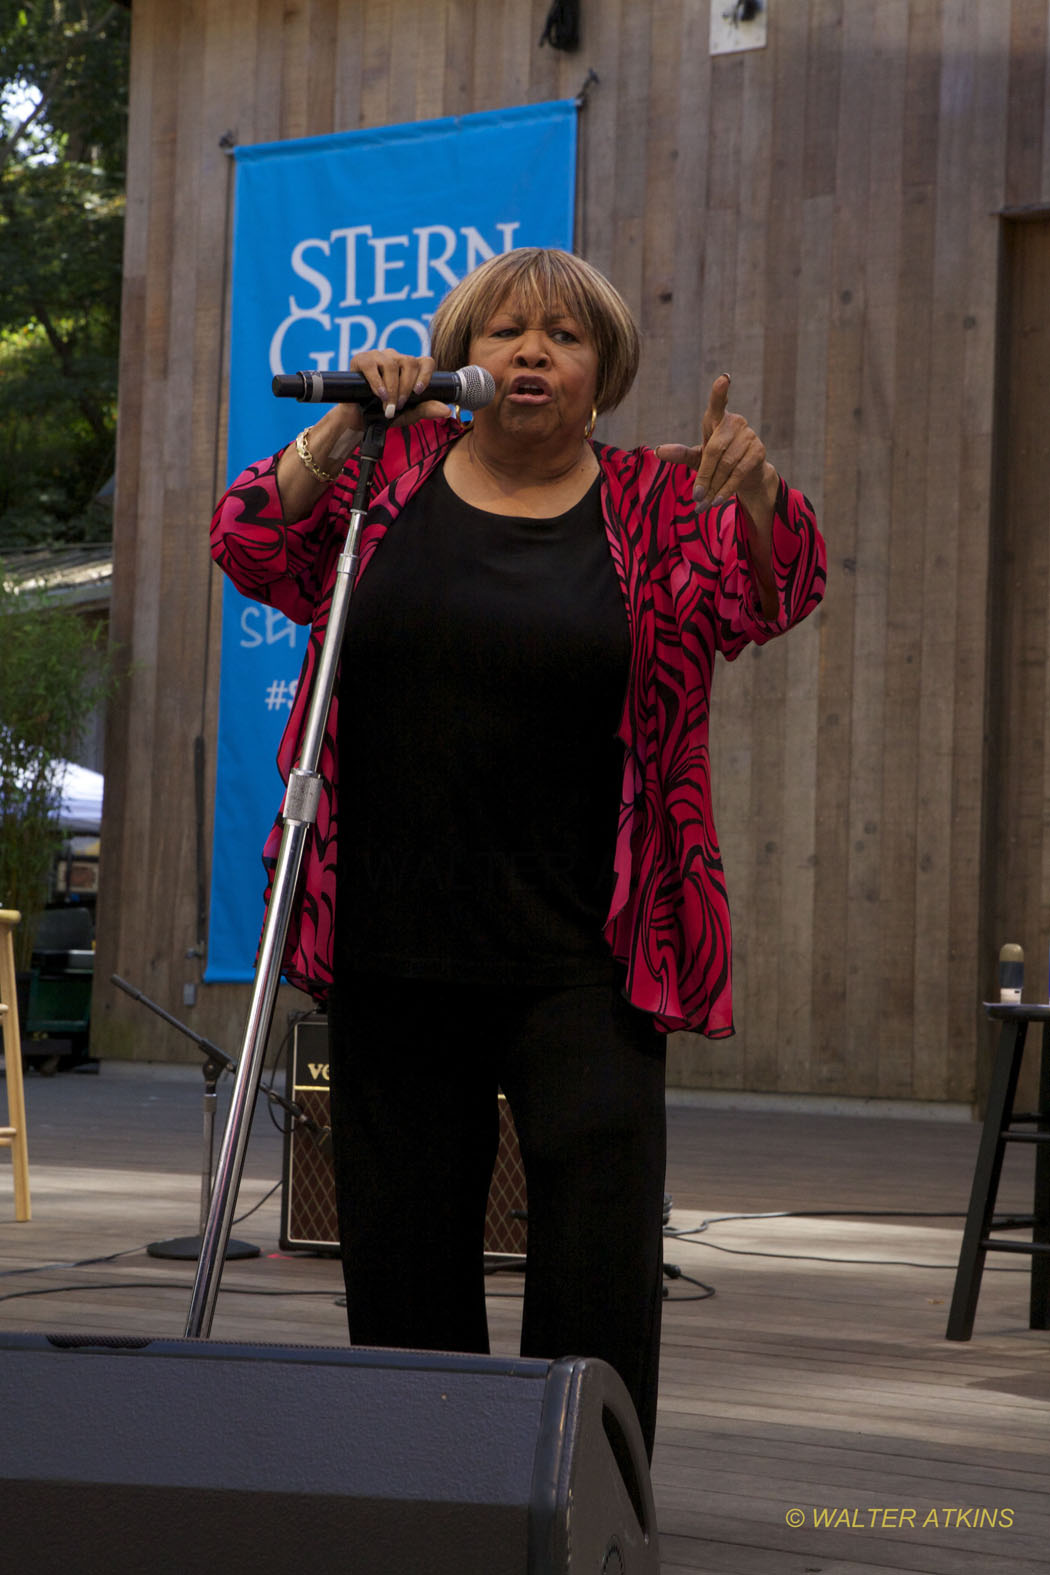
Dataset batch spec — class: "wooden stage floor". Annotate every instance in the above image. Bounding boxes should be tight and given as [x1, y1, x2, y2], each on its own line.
[2, 1059, 1048, 1574]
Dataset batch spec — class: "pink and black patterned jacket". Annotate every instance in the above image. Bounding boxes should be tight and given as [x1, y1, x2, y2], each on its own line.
[210, 418, 825, 1036]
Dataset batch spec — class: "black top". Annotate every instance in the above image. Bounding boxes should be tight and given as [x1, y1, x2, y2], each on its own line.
[333, 464, 630, 985]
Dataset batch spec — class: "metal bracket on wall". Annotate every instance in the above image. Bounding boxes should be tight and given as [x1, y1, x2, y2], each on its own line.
[575, 68, 600, 109]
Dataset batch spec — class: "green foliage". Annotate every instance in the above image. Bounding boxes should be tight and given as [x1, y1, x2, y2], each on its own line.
[0, 1, 128, 549]
[1, 3, 129, 173]
[0, 568, 113, 967]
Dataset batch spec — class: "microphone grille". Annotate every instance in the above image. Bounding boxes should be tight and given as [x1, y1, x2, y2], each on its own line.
[455, 365, 496, 411]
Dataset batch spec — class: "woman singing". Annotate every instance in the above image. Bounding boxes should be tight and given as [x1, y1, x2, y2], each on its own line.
[211, 248, 826, 1457]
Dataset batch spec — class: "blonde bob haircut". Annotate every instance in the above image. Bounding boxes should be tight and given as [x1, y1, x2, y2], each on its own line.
[428, 248, 641, 415]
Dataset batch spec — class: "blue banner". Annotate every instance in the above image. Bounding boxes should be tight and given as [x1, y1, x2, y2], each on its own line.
[208, 101, 578, 982]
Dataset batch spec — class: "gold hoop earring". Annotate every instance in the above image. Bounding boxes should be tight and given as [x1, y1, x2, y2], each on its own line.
[584, 407, 597, 439]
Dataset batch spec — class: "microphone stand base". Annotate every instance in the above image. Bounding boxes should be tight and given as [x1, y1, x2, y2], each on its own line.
[146, 1235, 260, 1262]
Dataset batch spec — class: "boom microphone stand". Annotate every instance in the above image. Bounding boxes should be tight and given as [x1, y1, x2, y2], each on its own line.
[110, 973, 328, 1260]
[185, 414, 389, 1338]
[148, 1044, 259, 1262]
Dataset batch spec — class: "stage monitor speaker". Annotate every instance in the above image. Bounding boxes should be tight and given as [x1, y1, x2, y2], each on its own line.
[281, 1012, 528, 1256]
[0, 1333, 659, 1575]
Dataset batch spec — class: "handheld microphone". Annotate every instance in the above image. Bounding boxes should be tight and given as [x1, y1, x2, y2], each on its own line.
[271, 364, 495, 411]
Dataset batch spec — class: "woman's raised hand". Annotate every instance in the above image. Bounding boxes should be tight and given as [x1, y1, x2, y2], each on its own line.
[655, 374, 778, 529]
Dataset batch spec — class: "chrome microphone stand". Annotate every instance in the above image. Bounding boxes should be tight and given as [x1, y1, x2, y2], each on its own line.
[185, 414, 388, 1338]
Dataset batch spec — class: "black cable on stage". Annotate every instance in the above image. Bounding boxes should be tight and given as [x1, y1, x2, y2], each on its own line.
[664, 1237, 1018, 1271]
[662, 1264, 716, 1302]
[0, 1201, 1029, 1314]
[263, 1012, 306, 1138]
[663, 1207, 969, 1238]
[0, 1179, 286, 1282]
[0, 1281, 346, 1308]
[232, 1177, 282, 1226]
[0, 1246, 147, 1279]
[662, 1210, 1029, 1271]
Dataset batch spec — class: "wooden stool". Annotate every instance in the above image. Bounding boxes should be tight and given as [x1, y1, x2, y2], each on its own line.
[0, 909, 31, 1221]
[946, 1003, 1050, 1339]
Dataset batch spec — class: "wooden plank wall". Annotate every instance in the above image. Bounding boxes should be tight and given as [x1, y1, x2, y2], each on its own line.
[95, 0, 1050, 1107]
[979, 215, 1050, 1106]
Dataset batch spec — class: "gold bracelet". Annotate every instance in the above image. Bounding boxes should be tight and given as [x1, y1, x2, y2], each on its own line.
[295, 426, 341, 485]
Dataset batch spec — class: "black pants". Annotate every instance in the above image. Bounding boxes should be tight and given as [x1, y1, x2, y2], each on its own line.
[327, 972, 667, 1456]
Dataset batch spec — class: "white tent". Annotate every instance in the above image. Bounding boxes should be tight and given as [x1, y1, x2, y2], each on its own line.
[55, 760, 104, 833]
[0, 739, 104, 834]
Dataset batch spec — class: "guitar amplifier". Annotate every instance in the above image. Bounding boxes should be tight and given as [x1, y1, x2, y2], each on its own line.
[281, 1013, 528, 1257]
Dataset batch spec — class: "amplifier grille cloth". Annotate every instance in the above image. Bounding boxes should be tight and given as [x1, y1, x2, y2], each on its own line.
[281, 1017, 528, 1257]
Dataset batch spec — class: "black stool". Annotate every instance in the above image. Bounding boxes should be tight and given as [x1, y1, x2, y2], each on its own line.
[946, 1003, 1050, 1340]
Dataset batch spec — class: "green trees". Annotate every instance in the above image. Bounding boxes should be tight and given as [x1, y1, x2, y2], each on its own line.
[0, 573, 112, 967]
[0, 2, 130, 547]
[0, 5, 128, 957]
